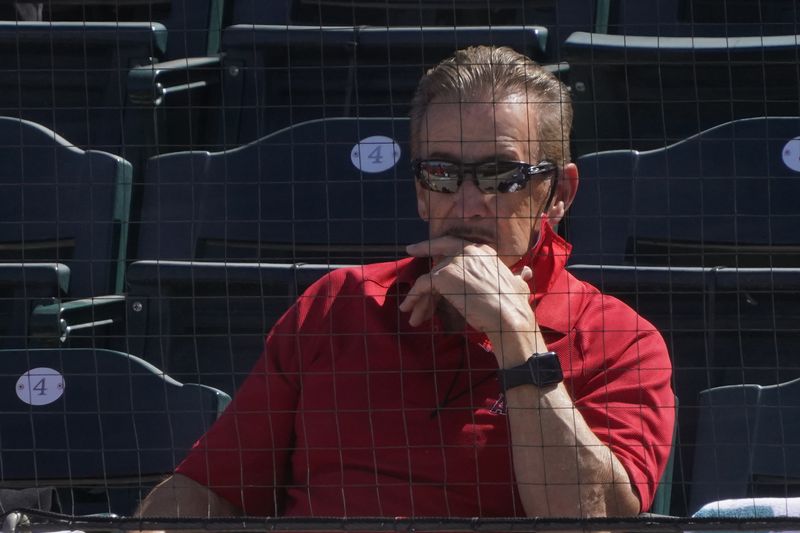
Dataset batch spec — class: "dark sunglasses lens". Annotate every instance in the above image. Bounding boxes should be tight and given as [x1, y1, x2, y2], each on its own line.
[417, 161, 460, 193]
[475, 162, 525, 193]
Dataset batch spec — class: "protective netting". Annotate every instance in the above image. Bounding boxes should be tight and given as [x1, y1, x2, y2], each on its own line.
[1, 0, 800, 528]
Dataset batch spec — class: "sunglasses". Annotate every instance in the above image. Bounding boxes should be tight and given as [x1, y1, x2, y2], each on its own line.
[412, 159, 557, 194]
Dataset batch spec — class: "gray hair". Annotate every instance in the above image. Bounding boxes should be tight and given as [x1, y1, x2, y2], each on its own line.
[409, 45, 572, 166]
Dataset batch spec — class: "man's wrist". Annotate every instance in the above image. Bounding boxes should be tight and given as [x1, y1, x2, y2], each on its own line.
[489, 328, 546, 369]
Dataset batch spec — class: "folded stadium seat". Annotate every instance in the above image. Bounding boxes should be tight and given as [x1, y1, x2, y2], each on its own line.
[0, 116, 132, 298]
[563, 32, 800, 157]
[125, 261, 344, 394]
[690, 374, 800, 514]
[0, 20, 168, 154]
[0, 347, 230, 516]
[0, 264, 69, 349]
[229, 0, 596, 63]
[568, 116, 800, 267]
[216, 24, 549, 146]
[606, 0, 800, 37]
[40, 0, 224, 59]
[0, 4, 228, 173]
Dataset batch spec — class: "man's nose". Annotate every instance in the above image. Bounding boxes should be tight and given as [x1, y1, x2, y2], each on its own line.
[456, 178, 494, 218]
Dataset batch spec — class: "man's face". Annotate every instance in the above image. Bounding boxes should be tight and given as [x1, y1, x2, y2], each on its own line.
[413, 97, 556, 266]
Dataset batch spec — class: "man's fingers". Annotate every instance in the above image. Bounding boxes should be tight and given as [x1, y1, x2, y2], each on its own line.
[406, 236, 479, 258]
[398, 274, 433, 312]
[399, 274, 438, 327]
[408, 292, 435, 327]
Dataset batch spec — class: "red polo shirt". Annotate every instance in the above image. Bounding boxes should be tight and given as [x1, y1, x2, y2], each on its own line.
[175, 223, 674, 516]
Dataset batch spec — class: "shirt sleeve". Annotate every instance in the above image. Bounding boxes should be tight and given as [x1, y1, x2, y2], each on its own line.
[174, 269, 349, 515]
[173, 311, 301, 515]
[570, 294, 675, 513]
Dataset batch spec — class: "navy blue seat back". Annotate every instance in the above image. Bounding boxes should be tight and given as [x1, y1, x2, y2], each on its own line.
[0, 117, 132, 297]
[608, 0, 800, 38]
[218, 25, 548, 145]
[135, 116, 424, 263]
[0, 21, 167, 153]
[125, 261, 340, 394]
[0, 348, 230, 515]
[228, 0, 593, 62]
[691, 376, 800, 513]
[564, 33, 800, 156]
[29, 0, 221, 58]
[154, 0, 225, 58]
[569, 116, 800, 267]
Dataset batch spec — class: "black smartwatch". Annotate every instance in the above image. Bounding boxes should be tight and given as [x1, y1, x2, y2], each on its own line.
[497, 351, 563, 392]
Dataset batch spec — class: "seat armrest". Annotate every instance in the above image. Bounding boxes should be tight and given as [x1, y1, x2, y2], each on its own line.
[30, 295, 127, 346]
[128, 55, 223, 106]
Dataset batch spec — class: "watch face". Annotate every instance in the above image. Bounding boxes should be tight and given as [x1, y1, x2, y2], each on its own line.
[499, 351, 563, 391]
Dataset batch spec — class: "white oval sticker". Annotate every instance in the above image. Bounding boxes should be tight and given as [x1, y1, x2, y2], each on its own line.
[782, 136, 800, 173]
[16, 367, 65, 406]
[350, 135, 401, 173]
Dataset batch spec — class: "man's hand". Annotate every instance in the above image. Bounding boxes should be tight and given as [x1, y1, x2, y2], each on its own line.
[400, 236, 540, 364]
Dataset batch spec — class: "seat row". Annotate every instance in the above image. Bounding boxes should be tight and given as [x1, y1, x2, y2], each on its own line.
[6, 114, 800, 293]
[4, 113, 800, 515]
[1, 9, 798, 174]
[4, 265, 800, 517]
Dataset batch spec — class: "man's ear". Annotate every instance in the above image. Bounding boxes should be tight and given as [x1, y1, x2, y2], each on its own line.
[415, 180, 430, 222]
[546, 162, 579, 224]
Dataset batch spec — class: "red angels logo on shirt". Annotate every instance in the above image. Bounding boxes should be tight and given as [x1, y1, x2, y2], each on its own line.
[489, 393, 507, 415]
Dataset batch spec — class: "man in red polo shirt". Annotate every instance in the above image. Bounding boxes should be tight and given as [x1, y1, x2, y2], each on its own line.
[137, 45, 673, 520]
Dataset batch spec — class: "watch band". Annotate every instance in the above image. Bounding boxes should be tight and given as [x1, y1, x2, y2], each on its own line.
[497, 351, 563, 392]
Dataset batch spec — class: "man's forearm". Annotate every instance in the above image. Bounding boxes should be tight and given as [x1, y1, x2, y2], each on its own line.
[136, 473, 241, 526]
[505, 382, 641, 517]
[492, 327, 640, 518]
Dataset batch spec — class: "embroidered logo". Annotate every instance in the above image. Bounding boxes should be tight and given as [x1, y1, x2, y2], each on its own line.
[489, 393, 507, 415]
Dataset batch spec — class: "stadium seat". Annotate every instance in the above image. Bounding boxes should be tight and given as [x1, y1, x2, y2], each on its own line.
[690, 376, 800, 513]
[563, 33, 800, 156]
[0, 347, 230, 516]
[134, 116, 424, 263]
[217, 25, 549, 146]
[0, 263, 69, 349]
[607, 0, 800, 38]
[125, 260, 342, 394]
[568, 116, 800, 267]
[0, 116, 132, 298]
[228, 0, 595, 62]
[0, 15, 226, 173]
[37, 0, 225, 58]
[0, 21, 168, 153]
